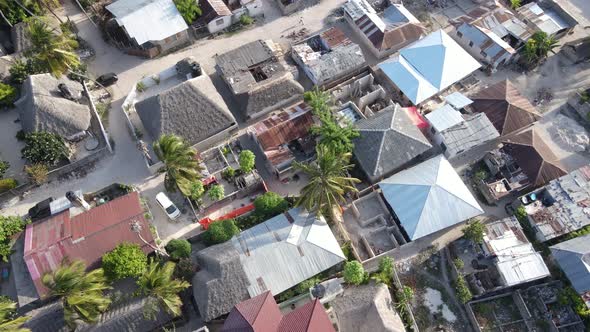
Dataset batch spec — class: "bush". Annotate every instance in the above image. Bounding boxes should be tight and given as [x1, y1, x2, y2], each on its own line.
[174, 0, 202, 23]
[253, 192, 289, 219]
[0, 161, 9, 178]
[0, 178, 18, 193]
[204, 219, 240, 245]
[239, 14, 254, 25]
[473, 169, 488, 182]
[166, 239, 192, 260]
[462, 219, 485, 244]
[296, 276, 320, 294]
[25, 164, 48, 185]
[0, 83, 17, 107]
[558, 286, 590, 319]
[9, 59, 45, 85]
[221, 167, 235, 180]
[136, 81, 146, 92]
[453, 258, 464, 270]
[188, 181, 204, 201]
[21, 132, 68, 166]
[343, 260, 365, 285]
[208, 184, 224, 201]
[455, 275, 473, 303]
[372, 256, 394, 285]
[102, 243, 148, 280]
[238, 150, 256, 173]
[173, 258, 197, 282]
[0, 216, 29, 261]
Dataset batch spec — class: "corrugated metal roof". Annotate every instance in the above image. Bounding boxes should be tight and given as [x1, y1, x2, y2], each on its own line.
[551, 234, 590, 294]
[231, 207, 345, 297]
[439, 112, 500, 157]
[252, 102, 313, 150]
[445, 92, 473, 109]
[425, 104, 464, 132]
[379, 155, 483, 240]
[106, 0, 188, 46]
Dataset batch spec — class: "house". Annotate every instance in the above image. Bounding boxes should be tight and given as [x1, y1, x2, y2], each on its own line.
[135, 70, 238, 152]
[331, 283, 406, 332]
[450, 2, 532, 71]
[216, 40, 304, 119]
[518, 165, 590, 242]
[195, 0, 263, 34]
[378, 155, 484, 241]
[468, 80, 540, 136]
[12, 191, 155, 307]
[291, 27, 366, 86]
[353, 104, 432, 184]
[105, 0, 189, 58]
[378, 30, 481, 105]
[551, 235, 590, 308]
[426, 104, 499, 161]
[22, 297, 173, 332]
[193, 207, 345, 321]
[480, 128, 566, 203]
[222, 291, 335, 332]
[516, 0, 577, 39]
[343, 0, 427, 59]
[482, 217, 550, 287]
[15, 74, 91, 141]
[249, 102, 315, 180]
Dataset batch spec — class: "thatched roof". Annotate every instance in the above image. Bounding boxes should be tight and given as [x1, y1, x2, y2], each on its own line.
[502, 128, 567, 187]
[245, 73, 304, 118]
[470, 80, 540, 136]
[135, 75, 236, 146]
[331, 283, 405, 332]
[15, 74, 91, 138]
[192, 241, 251, 322]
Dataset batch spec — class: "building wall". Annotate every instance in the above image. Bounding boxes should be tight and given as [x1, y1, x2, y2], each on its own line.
[151, 30, 190, 54]
[208, 16, 232, 34]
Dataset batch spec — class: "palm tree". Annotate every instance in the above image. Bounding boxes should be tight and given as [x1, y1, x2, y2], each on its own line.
[42, 260, 111, 329]
[294, 144, 360, 218]
[0, 300, 29, 331]
[26, 17, 79, 77]
[303, 87, 331, 114]
[534, 32, 559, 58]
[153, 134, 203, 196]
[137, 259, 190, 318]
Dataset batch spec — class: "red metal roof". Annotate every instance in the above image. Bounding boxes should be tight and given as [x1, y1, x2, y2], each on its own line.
[278, 299, 335, 332]
[23, 191, 155, 298]
[253, 103, 313, 151]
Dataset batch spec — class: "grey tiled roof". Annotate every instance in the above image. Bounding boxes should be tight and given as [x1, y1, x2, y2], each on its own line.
[551, 234, 590, 295]
[353, 105, 432, 180]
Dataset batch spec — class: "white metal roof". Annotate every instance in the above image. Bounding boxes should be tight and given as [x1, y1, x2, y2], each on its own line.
[425, 104, 464, 132]
[106, 0, 188, 46]
[379, 30, 481, 104]
[379, 155, 483, 240]
[231, 207, 345, 297]
[444, 92, 473, 109]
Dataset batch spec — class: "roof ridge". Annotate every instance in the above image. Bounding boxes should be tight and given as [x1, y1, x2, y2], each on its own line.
[304, 299, 319, 331]
[372, 128, 389, 175]
[251, 292, 271, 326]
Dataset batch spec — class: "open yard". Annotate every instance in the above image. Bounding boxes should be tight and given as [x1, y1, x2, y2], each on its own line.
[0, 109, 26, 183]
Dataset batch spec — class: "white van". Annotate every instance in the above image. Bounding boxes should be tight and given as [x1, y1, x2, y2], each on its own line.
[155, 192, 181, 220]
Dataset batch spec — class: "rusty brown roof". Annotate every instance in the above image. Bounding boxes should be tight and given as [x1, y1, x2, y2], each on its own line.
[469, 80, 540, 136]
[253, 102, 313, 150]
[502, 128, 567, 188]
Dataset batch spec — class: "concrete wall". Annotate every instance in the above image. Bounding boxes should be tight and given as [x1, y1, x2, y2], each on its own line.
[208, 16, 232, 34]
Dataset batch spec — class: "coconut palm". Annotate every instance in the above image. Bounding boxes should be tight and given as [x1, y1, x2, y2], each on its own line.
[522, 32, 559, 65]
[303, 87, 331, 114]
[294, 144, 360, 218]
[0, 300, 29, 332]
[42, 260, 111, 329]
[25, 17, 79, 77]
[153, 134, 203, 196]
[137, 259, 190, 318]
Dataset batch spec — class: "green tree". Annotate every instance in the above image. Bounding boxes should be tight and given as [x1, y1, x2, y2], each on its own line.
[239, 14, 253, 25]
[455, 275, 473, 303]
[522, 32, 559, 66]
[296, 276, 320, 294]
[0, 216, 29, 262]
[311, 111, 360, 155]
[165, 239, 191, 260]
[294, 145, 360, 218]
[510, 0, 521, 9]
[372, 256, 394, 285]
[0, 299, 30, 331]
[137, 259, 190, 318]
[173, 0, 201, 24]
[343, 260, 365, 285]
[0, 83, 16, 107]
[204, 219, 239, 245]
[25, 17, 80, 77]
[0, 160, 9, 178]
[188, 181, 204, 201]
[42, 260, 111, 329]
[304, 87, 331, 113]
[153, 134, 203, 196]
[462, 219, 485, 244]
[173, 258, 196, 282]
[21, 131, 68, 166]
[238, 150, 255, 173]
[253, 192, 289, 219]
[102, 243, 148, 280]
[207, 184, 224, 201]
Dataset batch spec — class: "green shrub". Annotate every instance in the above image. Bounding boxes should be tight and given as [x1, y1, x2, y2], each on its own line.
[188, 181, 205, 201]
[238, 150, 256, 173]
[0, 178, 18, 193]
[343, 260, 365, 285]
[462, 219, 485, 244]
[102, 243, 148, 280]
[136, 81, 146, 92]
[372, 256, 394, 285]
[165, 239, 192, 260]
[473, 169, 488, 182]
[208, 184, 224, 201]
[173, 258, 197, 282]
[0, 216, 29, 261]
[453, 258, 464, 270]
[174, 0, 202, 24]
[296, 277, 320, 294]
[455, 275, 473, 303]
[221, 167, 235, 180]
[0, 161, 9, 178]
[239, 14, 254, 25]
[21, 132, 68, 166]
[0, 83, 17, 107]
[253, 192, 289, 219]
[204, 219, 240, 245]
[9, 59, 45, 85]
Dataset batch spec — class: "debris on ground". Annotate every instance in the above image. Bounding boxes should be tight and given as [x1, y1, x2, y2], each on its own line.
[547, 114, 590, 152]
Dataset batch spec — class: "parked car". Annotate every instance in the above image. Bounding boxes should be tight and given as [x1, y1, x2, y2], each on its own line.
[96, 73, 118, 87]
[155, 192, 180, 220]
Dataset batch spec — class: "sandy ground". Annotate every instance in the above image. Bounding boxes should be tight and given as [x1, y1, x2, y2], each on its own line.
[0, 110, 26, 183]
